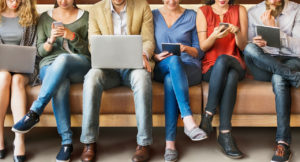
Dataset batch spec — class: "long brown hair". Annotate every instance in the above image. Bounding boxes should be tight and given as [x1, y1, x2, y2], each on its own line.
[205, 0, 235, 5]
[54, 0, 78, 8]
[0, 0, 39, 27]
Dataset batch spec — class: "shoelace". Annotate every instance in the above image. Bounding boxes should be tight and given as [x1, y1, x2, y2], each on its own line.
[274, 145, 285, 157]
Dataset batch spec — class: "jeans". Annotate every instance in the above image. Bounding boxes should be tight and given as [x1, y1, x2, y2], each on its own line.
[80, 68, 153, 146]
[202, 55, 245, 131]
[154, 56, 202, 141]
[244, 43, 300, 144]
[31, 54, 91, 145]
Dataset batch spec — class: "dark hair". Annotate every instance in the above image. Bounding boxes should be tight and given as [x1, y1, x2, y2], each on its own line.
[205, 0, 235, 5]
[54, 0, 78, 8]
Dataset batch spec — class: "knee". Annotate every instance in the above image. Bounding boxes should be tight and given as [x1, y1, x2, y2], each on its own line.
[11, 74, 28, 89]
[227, 69, 239, 84]
[55, 79, 70, 98]
[52, 54, 72, 68]
[0, 71, 12, 89]
[243, 43, 259, 58]
[214, 55, 231, 68]
[272, 74, 289, 93]
[168, 55, 181, 65]
[130, 69, 151, 89]
[84, 69, 104, 89]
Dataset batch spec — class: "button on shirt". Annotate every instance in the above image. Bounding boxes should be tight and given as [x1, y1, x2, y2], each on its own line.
[248, 1, 300, 57]
[110, 0, 127, 35]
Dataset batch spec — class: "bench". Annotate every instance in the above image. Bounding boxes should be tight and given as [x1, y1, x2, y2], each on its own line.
[4, 0, 300, 131]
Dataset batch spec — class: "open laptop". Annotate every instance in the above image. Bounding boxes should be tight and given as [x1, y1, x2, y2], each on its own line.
[0, 44, 36, 73]
[90, 35, 143, 69]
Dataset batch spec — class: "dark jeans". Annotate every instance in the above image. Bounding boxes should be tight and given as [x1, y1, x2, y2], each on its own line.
[154, 56, 202, 141]
[202, 55, 245, 131]
[243, 43, 300, 144]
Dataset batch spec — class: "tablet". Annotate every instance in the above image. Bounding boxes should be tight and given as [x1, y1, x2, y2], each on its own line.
[256, 25, 280, 48]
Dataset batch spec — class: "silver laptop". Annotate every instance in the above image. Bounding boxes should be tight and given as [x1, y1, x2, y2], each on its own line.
[0, 44, 36, 73]
[90, 35, 143, 69]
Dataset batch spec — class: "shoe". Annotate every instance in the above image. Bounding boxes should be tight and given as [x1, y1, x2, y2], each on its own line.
[199, 113, 213, 136]
[217, 132, 243, 159]
[271, 143, 292, 162]
[0, 148, 6, 159]
[81, 143, 96, 162]
[164, 149, 178, 162]
[12, 110, 40, 134]
[56, 144, 73, 162]
[184, 127, 207, 141]
[131, 145, 150, 162]
[13, 155, 26, 162]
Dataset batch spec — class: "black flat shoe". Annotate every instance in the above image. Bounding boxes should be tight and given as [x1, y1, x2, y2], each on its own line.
[218, 132, 243, 159]
[0, 148, 6, 159]
[14, 155, 26, 162]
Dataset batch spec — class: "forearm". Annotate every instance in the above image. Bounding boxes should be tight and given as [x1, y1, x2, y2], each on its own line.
[200, 34, 217, 52]
[235, 32, 247, 50]
[185, 46, 199, 58]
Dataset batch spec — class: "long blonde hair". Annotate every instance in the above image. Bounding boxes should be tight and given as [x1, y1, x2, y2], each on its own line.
[0, 0, 39, 27]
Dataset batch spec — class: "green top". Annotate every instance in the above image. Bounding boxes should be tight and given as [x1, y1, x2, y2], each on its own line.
[37, 10, 90, 68]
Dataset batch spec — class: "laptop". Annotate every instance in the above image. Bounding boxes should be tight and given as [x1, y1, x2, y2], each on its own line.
[0, 44, 36, 73]
[90, 35, 143, 69]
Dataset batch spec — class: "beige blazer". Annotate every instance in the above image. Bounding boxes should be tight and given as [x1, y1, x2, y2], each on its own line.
[89, 0, 155, 70]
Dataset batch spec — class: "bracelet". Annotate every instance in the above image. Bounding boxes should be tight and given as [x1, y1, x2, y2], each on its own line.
[70, 32, 76, 41]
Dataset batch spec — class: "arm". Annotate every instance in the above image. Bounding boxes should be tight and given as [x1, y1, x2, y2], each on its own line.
[190, 23, 204, 59]
[88, 8, 102, 41]
[141, 3, 155, 59]
[234, 5, 248, 50]
[36, 17, 52, 57]
[281, 9, 300, 55]
[196, 8, 229, 52]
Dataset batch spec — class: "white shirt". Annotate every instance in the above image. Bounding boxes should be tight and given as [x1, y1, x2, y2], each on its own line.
[110, 0, 127, 35]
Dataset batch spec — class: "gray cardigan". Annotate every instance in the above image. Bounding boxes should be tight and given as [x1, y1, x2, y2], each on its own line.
[0, 25, 40, 85]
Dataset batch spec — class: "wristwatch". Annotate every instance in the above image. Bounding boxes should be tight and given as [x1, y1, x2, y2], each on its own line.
[46, 38, 53, 45]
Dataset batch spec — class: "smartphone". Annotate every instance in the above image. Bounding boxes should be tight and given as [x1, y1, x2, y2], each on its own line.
[53, 21, 63, 28]
[219, 23, 229, 32]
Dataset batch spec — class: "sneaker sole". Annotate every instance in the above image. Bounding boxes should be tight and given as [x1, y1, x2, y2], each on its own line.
[56, 159, 70, 162]
[191, 135, 208, 141]
[11, 124, 37, 134]
[217, 143, 243, 159]
[165, 159, 177, 162]
[271, 152, 292, 162]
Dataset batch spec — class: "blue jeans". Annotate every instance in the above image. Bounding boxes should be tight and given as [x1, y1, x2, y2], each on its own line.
[154, 56, 202, 141]
[202, 55, 245, 131]
[31, 54, 91, 145]
[244, 43, 300, 144]
[80, 68, 153, 146]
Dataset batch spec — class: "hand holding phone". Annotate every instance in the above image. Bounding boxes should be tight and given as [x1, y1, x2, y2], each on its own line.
[219, 23, 229, 32]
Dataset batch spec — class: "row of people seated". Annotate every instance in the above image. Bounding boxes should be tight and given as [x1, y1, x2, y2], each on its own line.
[0, 0, 299, 162]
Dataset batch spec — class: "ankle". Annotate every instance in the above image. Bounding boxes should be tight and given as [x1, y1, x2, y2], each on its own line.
[205, 111, 213, 116]
[165, 141, 176, 151]
[220, 130, 230, 134]
[183, 116, 197, 130]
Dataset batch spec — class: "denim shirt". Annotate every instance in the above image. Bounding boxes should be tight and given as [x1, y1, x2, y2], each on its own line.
[248, 0, 300, 57]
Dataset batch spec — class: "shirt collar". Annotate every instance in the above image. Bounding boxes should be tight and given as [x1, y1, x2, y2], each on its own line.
[110, 0, 127, 13]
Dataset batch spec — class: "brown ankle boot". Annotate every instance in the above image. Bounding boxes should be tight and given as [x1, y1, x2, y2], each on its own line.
[131, 145, 150, 162]
[81, 143, 96, 162]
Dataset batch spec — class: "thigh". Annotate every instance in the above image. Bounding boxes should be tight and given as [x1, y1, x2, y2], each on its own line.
[153, 57, 173, 82]
[66, 55, 91, 83]
[120, 69, 151, 87]
[280, 57, 300, 71]
[85, 68, 121, 90]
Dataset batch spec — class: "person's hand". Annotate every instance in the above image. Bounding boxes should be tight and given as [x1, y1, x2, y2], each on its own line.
[143, 54, 152, 72]
[49, 23, 64, 43]
[253, 35, 267, 47]
[211, 26, 230, 39]
[227, 24, 240, 35]
[180, 44, 188, 52]
[62, 27, 75, 40]
[153, 51, 173, 62]
[260, 10, 276, 27]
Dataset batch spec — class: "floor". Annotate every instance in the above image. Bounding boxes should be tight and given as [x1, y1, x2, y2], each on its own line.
[2, 127, 300, 162]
